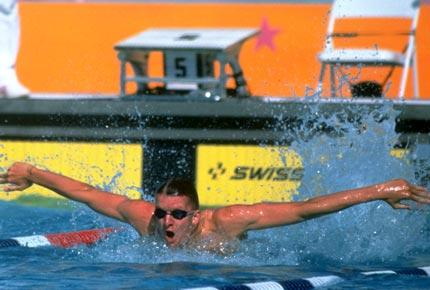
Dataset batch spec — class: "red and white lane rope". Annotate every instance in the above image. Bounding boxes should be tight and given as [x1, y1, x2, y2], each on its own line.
[0, 228, 115, 248]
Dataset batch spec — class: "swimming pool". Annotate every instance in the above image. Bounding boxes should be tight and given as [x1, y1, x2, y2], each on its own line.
[1, 104, 429, 289]
[1, 200, 429, 289]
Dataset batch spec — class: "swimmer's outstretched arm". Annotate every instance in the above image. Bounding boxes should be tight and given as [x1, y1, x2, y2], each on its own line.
[213, 179, 430, 236]
[0, 162, 154, 226]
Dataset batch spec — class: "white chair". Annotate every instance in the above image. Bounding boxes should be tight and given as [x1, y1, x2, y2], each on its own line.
[317, 0, 420, 99]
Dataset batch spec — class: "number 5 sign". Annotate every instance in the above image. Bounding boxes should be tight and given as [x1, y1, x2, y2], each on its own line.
[165, 51, 197, 78]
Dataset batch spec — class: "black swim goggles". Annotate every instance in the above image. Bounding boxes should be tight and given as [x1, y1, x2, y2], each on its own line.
[154, 208, 195, 220]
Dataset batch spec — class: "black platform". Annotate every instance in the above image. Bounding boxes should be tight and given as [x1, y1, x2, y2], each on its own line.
[1, 94, 429, 194]
[1, 95, 429, 141]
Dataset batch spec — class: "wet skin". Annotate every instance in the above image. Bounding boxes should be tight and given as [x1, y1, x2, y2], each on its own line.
[2, 162, 430, 254]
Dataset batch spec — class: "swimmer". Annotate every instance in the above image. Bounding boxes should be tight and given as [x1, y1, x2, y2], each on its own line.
[1, 162, 430, 252]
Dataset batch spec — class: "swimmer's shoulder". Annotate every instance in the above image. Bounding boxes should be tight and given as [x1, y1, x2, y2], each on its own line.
[200, 206, 245, 238]
[118, 198, 154, 216]
[118, 199, 155, 235]
[197, 209, 220, 235]
[202, 207, 233, 228]
[198, 208, 248, 244]
[211, 205, 259, 240]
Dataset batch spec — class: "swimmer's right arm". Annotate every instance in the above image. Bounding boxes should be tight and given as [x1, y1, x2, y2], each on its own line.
[0, 162, 154, 224]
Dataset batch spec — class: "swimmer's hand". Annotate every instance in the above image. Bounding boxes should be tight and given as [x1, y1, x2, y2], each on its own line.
[377, 179, 430, 210]
[0, 162, 34, 192]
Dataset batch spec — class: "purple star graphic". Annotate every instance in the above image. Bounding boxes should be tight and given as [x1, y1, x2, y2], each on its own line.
[255, 18, 281, 51]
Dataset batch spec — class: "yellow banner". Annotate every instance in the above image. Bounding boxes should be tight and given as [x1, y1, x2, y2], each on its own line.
[196, 145, 304, 207]
[0, 141, 142, 207]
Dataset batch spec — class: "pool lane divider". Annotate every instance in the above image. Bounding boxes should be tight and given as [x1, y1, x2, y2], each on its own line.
[0, 228, 115, 249]
[183, 266, 430, 290]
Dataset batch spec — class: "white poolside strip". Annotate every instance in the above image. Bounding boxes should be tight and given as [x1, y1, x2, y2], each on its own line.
[181, 287, 218, 290]
[306, 275, 344, 287]
[13, 235, 51, 248]
[28, 93, 119, 100]
[245, 281, 284, 290]
[361, 270, 396, 276]
[419, 266, 430, 276]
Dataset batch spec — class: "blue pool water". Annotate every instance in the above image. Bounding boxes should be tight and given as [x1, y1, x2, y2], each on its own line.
[1, 103, 430, 289]
[1, 202, 430, 289]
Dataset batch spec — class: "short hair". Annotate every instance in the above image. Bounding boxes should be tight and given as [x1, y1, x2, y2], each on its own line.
[155, 178, 199, 209]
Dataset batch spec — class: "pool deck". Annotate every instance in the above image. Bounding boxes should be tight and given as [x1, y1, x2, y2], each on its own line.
[1, 94, 429, 143]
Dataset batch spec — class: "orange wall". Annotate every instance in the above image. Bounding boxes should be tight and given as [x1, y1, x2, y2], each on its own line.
[18, 2, 430, 99]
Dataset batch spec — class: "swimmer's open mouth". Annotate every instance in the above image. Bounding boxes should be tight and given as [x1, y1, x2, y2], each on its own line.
[166, 231, 175, 238]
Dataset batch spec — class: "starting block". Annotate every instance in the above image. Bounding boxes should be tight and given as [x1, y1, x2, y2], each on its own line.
[114, 28, 259, 100]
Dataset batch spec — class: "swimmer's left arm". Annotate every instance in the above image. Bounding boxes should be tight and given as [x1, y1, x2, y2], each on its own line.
[214, 179, 430, 235]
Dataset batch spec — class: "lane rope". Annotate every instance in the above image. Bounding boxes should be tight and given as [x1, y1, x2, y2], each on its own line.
[2, 229, 429, 289]
[182, 266, 430, 290]
[0, 228, 115, 248]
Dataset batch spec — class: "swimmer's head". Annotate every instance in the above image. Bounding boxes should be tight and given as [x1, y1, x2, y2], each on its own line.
[155, 178, 199, 209]
[154, 178, 200, 247]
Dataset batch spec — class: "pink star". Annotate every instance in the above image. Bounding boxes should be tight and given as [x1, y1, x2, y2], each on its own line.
[255, 18, 281, 51]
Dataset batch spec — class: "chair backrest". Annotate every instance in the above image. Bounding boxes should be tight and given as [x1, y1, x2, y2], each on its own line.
[325, 0, 420, 50]
[331, 0, 419, 19]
